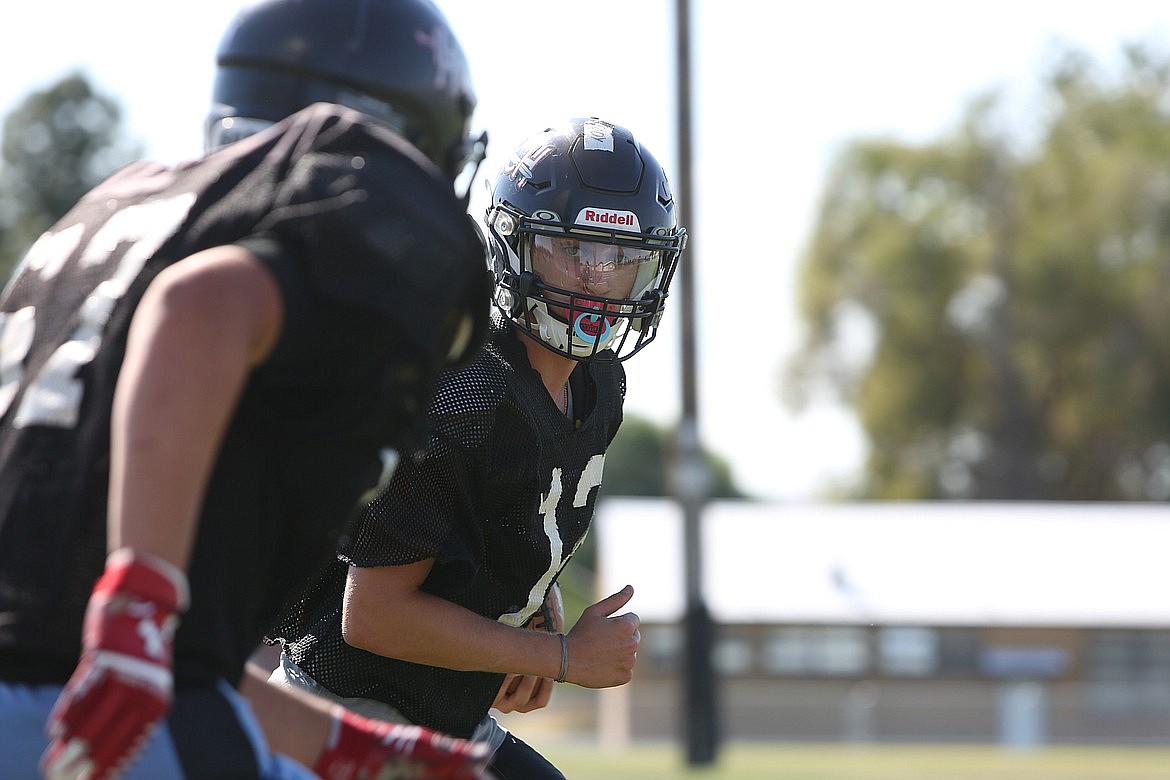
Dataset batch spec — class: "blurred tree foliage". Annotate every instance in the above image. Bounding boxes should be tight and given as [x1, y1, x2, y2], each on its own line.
[0, 72, 141, 282]
[786, 44, 1170, 501]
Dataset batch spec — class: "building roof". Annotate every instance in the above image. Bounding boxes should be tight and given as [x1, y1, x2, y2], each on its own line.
[594, 499, 1170, 628]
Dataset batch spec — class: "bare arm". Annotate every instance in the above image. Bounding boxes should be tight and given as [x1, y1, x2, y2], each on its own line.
[42, 246, 287, 779]
[492, 582, 564, 714]
[111, 247, 333, 753]
[343, 561, 639, 688]
[241, 659, 333, 767]
[108, 244, 282, 568]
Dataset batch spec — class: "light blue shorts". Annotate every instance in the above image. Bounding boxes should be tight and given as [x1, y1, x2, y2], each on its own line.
[0, 678, 316, 779]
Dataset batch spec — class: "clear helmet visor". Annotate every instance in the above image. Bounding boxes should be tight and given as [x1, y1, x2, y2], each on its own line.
[522, 233, 661, 349]
[525, 233, 659, 300]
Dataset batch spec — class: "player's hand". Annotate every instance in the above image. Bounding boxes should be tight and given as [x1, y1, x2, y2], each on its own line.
[492, 673, 553, 714]
[42, 548, 189, 780]
[562, 585, 640, 688]
[315, 705, 490, 780]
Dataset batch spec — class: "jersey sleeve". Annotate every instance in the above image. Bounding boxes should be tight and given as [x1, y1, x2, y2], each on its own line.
[253, 105, 490, 367]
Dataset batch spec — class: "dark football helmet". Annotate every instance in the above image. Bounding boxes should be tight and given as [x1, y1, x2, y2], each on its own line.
[485, 118, 686, 362]
[205, 0, 485, 191]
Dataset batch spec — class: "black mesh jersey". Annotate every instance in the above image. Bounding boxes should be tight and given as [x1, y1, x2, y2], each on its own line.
[277, 317, 626, 737]
[0, 102, 489, 688]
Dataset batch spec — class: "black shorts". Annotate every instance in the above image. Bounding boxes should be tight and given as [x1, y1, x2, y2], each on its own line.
[489, 732, 566, 780]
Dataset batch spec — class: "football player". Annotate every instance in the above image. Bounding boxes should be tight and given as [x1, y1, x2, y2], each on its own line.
[267, 118, 687, 778]
[0, 0, 494, 778]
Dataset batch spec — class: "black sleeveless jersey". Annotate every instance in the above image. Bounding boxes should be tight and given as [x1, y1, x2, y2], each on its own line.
[0, 102, 489, 687]
[277, 317, 625, 737]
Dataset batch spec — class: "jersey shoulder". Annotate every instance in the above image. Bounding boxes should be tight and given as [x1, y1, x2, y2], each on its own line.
[257, 104, 489, 359]
[425, 323, 515, 449]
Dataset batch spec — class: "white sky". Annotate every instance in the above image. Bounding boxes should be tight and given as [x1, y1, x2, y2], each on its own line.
[3, 1, 1168, 500]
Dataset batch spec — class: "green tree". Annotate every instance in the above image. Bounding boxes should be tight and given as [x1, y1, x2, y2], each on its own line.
[0, 72, 141, 282]
[599, 414, 747, 500]
[786, 44, 1170, 501]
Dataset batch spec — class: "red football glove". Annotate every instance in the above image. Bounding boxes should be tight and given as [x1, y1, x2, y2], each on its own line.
[42, 548, 189, 780]
[315, 705, 490, 780]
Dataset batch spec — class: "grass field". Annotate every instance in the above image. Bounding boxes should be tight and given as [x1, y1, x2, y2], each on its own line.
[539, 742, 1170, 780]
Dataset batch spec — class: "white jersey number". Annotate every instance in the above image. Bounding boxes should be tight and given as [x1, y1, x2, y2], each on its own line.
[499, 453, 606, 627]
[0, 194, 195, 427]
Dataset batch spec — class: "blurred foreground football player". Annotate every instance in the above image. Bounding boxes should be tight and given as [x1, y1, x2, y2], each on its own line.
[0, 0, 494, 777]
[267, 118, 687, 778]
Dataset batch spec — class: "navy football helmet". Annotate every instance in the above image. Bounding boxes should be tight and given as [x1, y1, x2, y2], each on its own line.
[485, 118, 686, 362]
[205, 0, 485, 191]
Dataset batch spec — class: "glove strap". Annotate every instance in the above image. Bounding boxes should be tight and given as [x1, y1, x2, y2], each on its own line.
[94, 548, 189, 612]
[315, 705, 393, 780]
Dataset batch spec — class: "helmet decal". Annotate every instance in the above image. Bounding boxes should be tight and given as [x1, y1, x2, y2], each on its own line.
[575, 208, 640, 231]
[582, 119, 615, 152]
[503, 143, 557, 189]
[414, 25, 466, 96]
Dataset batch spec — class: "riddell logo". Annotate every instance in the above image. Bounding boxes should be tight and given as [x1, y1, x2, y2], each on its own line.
[576, 208, 641, 231]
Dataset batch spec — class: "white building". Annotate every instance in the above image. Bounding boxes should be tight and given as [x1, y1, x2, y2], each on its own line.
[589, 499, 1170, 746]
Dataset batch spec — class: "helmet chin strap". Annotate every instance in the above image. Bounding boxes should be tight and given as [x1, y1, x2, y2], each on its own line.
[530, 303, 572, 353]
[528, 300, 620, 359]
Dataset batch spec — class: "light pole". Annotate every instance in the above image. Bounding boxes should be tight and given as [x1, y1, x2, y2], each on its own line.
[672, 0, 719, 766]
